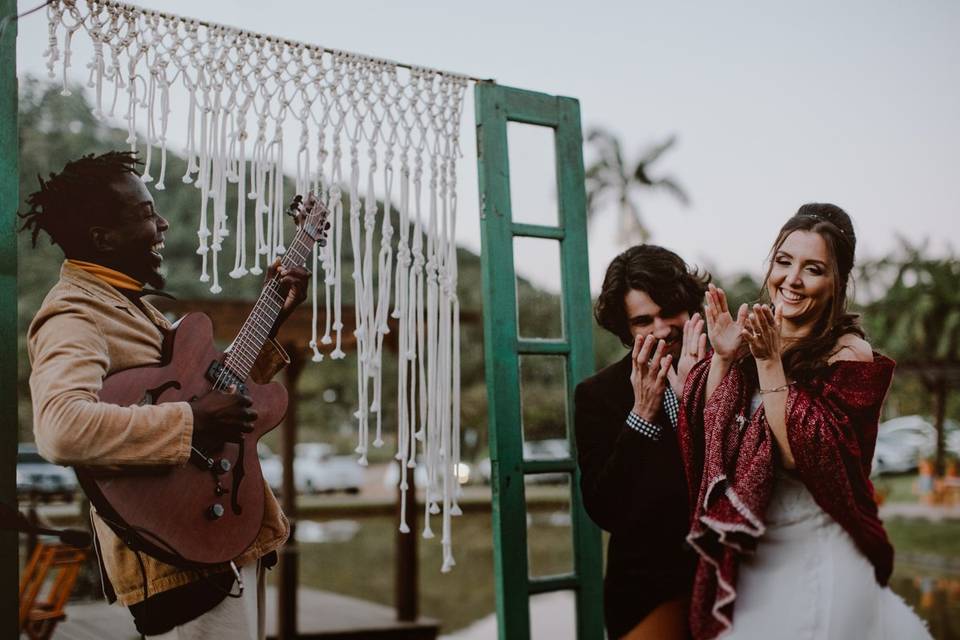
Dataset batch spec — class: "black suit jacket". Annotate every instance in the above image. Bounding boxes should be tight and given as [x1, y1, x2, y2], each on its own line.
[574, 352, 695, 638]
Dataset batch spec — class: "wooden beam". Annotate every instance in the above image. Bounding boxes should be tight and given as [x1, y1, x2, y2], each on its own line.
[278, 352, 307, 639]
[894, 361, 960, 387]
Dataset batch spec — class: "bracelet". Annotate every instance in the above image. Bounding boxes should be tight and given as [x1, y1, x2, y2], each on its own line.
[759, 382, 792, 395]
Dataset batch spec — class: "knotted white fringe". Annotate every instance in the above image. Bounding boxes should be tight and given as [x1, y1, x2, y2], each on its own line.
[46, 0, 467, 571]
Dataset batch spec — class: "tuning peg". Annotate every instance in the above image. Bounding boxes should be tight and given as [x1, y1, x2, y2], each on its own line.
[286, 195, 303, 218]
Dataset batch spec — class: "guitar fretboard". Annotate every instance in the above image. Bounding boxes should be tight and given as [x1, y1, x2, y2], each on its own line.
[220, 231, 315, 383]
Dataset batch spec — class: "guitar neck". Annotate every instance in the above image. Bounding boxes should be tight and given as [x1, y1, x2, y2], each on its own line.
[223, 231, 314, 381]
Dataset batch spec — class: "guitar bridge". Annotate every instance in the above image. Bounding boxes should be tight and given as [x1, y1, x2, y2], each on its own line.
[205, 361, 248, 394]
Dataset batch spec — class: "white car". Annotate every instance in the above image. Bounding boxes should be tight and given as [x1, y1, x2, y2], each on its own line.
[382, 459, 471, 489]
[294, 443, 363, 495]
[872, 416, 937, 475]
[258, 442, 363, 495]
[258, 443, 283, 493]
[943, 419, 960, 459]
[478, 438, 571, 485]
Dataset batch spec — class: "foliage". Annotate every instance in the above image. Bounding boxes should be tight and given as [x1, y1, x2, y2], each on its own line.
[584, 128, 688, 245]
[856, 241, 960, 472]
[857, 240, 960, 365]
[715, 272, 763, 312]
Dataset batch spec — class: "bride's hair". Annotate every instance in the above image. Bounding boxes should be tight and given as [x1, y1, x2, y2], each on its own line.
[760, 203, 864, 380]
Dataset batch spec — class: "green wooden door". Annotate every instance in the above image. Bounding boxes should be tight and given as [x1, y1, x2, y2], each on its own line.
[475, 82, 603, 639]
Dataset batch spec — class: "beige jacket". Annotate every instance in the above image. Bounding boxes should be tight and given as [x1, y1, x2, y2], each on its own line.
[28, 261, 290, 605]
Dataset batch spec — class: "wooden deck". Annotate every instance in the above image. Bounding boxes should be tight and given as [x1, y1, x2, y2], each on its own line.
[55, 586, 439, 640]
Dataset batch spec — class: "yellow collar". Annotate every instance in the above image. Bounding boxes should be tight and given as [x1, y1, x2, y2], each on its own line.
[66, 259, 144, 292]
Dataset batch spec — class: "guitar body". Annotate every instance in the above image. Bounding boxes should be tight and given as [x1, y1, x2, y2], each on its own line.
[76, 313, 287, 567]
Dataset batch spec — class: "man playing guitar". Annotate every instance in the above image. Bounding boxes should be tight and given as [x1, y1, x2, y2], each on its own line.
[23, 150, 310, 639]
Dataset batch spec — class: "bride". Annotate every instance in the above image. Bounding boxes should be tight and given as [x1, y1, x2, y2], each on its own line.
[678, 203, 931, 639]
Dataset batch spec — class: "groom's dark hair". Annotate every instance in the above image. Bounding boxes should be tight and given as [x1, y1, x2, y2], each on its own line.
[595, 244, 710, 347]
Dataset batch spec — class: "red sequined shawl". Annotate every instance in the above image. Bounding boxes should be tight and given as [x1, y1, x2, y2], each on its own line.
[678, 353, 896, 640]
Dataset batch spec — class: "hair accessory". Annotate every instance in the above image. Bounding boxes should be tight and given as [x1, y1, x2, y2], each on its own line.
[800, 213, 845, 235]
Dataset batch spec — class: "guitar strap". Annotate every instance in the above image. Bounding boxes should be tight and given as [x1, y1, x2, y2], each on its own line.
[119, 288, 175, 327]
[89, 507, 117, 604]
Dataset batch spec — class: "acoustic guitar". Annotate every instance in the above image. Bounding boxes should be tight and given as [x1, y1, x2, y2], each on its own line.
[76, 194, 330, 568]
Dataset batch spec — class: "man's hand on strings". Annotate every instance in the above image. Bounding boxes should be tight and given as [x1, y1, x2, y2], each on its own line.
[189, 385, 257, 449]
[266, 259, 310, 337]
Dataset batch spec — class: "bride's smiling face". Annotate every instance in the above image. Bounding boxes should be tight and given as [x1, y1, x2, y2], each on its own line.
[766, 230, 834, 327]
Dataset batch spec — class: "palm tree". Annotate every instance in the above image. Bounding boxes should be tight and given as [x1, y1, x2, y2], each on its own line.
[857, 240, 960, 475]
[584, 129, 689, 244]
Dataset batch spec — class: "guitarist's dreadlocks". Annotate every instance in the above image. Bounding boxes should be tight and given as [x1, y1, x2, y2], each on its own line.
[20, 151, 143, 250]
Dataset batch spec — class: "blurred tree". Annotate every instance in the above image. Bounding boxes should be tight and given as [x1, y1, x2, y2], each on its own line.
[857, 241, 960, 475]
[584, 129, 688, 245]
[717, 272, 762, 312]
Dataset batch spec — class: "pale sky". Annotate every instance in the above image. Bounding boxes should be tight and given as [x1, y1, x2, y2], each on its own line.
[15, 0, 960, 294]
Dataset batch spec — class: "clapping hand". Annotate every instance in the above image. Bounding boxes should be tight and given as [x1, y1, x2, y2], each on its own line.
[742, 303, 783, 362]
[667, 312, 707, 397]
[630, 335, 673, 421]
[704, 284, 748, 361]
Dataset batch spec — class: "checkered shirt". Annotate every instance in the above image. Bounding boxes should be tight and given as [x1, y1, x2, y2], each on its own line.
[625, 386, 679, 442]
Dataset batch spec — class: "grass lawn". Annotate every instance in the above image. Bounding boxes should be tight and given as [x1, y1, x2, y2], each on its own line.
[887, 517, 960, 560]
[280, 509, 576, 634]
[875, 472, 922, 504]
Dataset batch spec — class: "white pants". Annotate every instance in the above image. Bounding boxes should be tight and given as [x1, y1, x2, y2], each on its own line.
[148, 563, 265, 640]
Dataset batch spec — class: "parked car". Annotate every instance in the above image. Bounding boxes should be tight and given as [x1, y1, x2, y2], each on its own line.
[295, 443, 363, 495]
[947, 421, 960, 459]
[294, 442, 333, 462]
[259, 442, 363, 495]
[16, 444, 78, 503]
[943, 419, 960, 459]
[258, 443, 283, 493]
[478, 438, 570, 485]
[872, 416, 937, 475]
[523, 439, 570, 484]
[382, 459, 471, 489]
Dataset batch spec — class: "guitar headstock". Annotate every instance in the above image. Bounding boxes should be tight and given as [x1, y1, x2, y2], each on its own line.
[287, 193, 332, 247]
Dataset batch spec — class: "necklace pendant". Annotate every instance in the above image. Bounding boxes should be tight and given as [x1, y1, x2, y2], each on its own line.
[736, 414, 747, 430]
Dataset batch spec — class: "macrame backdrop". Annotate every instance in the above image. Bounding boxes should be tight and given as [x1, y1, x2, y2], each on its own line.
[45, 0, 468, 572]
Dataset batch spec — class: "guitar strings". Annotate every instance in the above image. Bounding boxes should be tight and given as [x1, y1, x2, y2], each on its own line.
[212, 205, 319, 393]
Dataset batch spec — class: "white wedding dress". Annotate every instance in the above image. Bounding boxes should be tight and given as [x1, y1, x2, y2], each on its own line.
[724, 468, 932, 639]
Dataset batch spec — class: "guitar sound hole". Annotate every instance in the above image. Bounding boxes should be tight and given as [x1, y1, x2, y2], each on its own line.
[138, 380, 182, 405]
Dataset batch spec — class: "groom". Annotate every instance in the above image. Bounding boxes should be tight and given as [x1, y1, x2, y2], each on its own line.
[574, 244, 708, 639]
